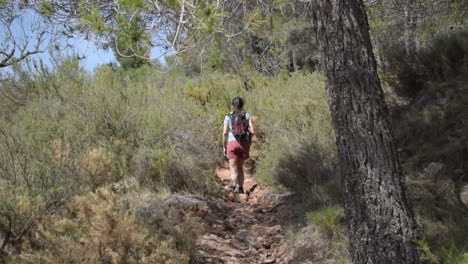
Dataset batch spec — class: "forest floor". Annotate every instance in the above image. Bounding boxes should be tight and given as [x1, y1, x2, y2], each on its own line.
[192, 162, 300, 264]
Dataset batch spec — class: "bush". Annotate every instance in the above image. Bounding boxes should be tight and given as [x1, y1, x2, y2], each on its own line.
[299, 206, 350, 263]
[0, 58, 340, 262]
[389, 30, 468, 98]
[10, 183, 199, 263]
[416, 240, 440, 264]
[306, 205, 345, 238]
[439, 241, 468, 264]
[0, 58, 221, 260]
[407, 172, 468, 263]
[247, 72, 340, 209]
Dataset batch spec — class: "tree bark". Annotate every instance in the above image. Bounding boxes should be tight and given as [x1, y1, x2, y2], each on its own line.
[311, 0, 421, 263]
[403, 0, 418, 58]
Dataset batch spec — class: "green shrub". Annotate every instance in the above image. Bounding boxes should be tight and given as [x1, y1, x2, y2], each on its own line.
[439, 241, 468, 264]
[302, 205, 350, 263]
[390, 30, 468, 98]
[0, 58, 223, 259]
[390, 63, 468, 264]
[247, 72, 340, 209]
[416, 240, 440, 264]
[306, 205, 345, 238]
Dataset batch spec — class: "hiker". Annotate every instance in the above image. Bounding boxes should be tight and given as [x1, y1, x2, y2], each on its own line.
[223, 97, 255, 194]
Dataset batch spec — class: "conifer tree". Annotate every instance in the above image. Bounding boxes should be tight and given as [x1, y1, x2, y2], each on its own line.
[311, 0, 421, 263]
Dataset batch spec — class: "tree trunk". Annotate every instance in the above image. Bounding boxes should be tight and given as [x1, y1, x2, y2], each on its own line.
[403, 0, 417, 58]
[311, 0, 421, 263]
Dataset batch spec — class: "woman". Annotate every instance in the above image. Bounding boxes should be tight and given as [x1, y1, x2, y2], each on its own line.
[222, 97, 255, 194]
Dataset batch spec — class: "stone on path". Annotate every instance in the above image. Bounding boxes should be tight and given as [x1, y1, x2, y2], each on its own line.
[136, 195, 208, 227]
[193, 165, 293, 263]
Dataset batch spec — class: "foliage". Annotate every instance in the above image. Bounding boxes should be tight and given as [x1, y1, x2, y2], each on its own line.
[250, 72, 339, 209]
[366, 0, 468, 72]
[39, 0, 53, 17]
[416, 240, 440, 264]
[0, 0, 467, 262]
[119, 0, 145, 9]
[366, 0, 468, 98]
[0, 2, 51, 68]
[372, 16, 468, 263]
[79, 7, 108, 34]
[388, 30, 468, 98]
[439, 242, 468, 264]
[0, 58, 220, 260]
[405, 172, 468, 263]
[111, 14, 151, 68]
[306, 205, 345, 238]
[0, 60, 89, 259]
[416, 239, 468, 264]
[416, 1, 468, 42]
[390, 46, 468, 264]
[10, 183, 198, 263]
[302, 206, 350, 263]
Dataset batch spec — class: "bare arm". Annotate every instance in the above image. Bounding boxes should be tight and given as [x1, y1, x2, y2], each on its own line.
[249, 118, 255, 140]
[222, 123, 229, 153]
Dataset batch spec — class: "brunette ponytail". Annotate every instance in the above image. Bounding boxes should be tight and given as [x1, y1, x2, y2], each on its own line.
[232, 97, 244, 115]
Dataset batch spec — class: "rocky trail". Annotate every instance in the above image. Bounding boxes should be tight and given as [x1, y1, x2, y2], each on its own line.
[192, 162, 298, 264]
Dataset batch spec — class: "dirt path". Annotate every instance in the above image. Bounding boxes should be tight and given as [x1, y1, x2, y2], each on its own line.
[192, 163, 296, 264]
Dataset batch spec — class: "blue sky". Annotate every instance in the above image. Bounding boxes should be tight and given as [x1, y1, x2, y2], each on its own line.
[33, 35, 168, 72]
[1, 8, 115, 72]
[2, 8, 168, 73]
[74, 40, 116, 71]
[40, 38, 117, 72]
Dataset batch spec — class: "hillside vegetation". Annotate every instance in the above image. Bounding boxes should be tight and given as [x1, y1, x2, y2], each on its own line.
[0, 0, 467, 263]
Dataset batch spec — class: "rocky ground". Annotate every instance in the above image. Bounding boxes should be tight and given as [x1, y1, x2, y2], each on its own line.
[192, 163, 299, 264]
[136, 161, 342, 263]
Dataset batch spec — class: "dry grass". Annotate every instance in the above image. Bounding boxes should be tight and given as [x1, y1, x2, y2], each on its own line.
[81, 148, 113, 189]
[288, 224, 351, 264]
[9, 180, 200, 264]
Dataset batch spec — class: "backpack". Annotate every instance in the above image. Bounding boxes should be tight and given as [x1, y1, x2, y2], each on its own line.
[229, 112, 249, 142]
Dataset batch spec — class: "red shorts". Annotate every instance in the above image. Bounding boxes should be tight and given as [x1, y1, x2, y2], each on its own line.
[226, 140, 250, 160]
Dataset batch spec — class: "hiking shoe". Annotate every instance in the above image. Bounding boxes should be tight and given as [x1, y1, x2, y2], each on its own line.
[232, 186, 244, 194]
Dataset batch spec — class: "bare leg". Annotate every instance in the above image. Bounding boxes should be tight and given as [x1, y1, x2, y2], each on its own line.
[229, 159, 239, 188]
[237, 159, 245, 189]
